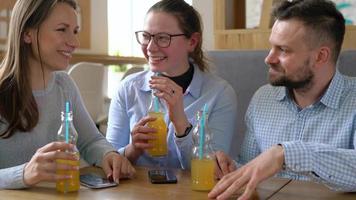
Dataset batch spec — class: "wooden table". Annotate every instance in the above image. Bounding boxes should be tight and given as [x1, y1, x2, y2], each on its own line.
[0, 167, 290, 200]
[270, 179, 356, 200]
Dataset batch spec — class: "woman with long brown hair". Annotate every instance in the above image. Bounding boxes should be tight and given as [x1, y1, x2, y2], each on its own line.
[0, 0, 134, 189]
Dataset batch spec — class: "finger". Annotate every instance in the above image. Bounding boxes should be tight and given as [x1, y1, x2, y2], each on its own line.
[131, 126, 157, 137]
[208, 174, 236, 198]
[37, 142, 75, 153]
[128, 164, 136, 178]
[136, 116, 157, 126]
[38, 171, 72, 183]
[215, 165, 223, 180]
[217, 157, 230, 176]
[214, 158, 224, 179]
[132, 132, 157, 141]
[237, 178, 258, 200]
[41, 151, 78, 162]
[102, 158, 113, 182]
[229, 162, 237, 172]
[112, 157, 122, 183]
[44, 161, 79, 173]
[216, 176, 249, 200]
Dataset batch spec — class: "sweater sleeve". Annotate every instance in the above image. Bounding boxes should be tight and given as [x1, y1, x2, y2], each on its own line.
[0, 163, 28, 189]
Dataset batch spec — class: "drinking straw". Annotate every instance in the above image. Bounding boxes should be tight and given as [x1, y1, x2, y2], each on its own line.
[65, 101, 70, 143]
[153, 96, 159, 112]
[199, 104, 208, 159]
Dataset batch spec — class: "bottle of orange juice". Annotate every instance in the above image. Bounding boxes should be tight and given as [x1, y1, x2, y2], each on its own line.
[147, 88, 168, 157]
[191, 105, 215, 191]
[56, 101, 80, 193]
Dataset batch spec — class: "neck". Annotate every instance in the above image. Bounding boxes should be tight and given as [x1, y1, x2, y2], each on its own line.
[162, 60, 190, 77]
[28, 55, 52, 90]
[292, 67, 335, 108]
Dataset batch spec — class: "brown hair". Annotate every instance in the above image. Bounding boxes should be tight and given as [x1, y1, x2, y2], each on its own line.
[148, 0, 208, 71]
[0, 0, 78, 138]
[272, 0, 345, 64]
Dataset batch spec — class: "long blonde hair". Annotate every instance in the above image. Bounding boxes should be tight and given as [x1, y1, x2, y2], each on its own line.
[0, 0, 77, 138]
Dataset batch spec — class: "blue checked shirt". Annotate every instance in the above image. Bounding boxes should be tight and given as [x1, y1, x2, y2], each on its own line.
[239, 70, 356, 192]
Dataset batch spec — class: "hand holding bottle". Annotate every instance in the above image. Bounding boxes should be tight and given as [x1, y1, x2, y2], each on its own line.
[149, 75, 189, 135]
[23, 142, 79, 186]
[125, 116, 158, 162]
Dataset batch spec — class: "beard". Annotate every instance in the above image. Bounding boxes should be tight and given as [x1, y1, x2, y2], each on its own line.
[268, 58, 314, 89]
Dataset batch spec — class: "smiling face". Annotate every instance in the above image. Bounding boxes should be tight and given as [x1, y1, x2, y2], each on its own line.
[24, 2, 79, 73]
[265, 19, 318, 89]
[141, 11, 197, 76]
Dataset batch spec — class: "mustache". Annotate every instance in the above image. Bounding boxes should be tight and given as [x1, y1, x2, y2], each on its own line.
[268, 64, 283, 72]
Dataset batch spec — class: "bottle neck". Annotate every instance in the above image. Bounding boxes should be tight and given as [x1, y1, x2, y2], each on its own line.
[61, 111, 73, 122]
[149, 93, 164, 113]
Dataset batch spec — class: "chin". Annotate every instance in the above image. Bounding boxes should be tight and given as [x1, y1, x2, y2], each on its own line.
[149, 65, 166, 73]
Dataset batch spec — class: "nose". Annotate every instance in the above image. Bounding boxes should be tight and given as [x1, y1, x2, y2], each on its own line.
[146, 36, 159, 51]
[265, 48, 279, 66]
[66, 33, 80, 49]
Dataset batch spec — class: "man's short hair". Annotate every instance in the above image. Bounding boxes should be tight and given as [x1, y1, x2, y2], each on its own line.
[272, 0, 345, 64]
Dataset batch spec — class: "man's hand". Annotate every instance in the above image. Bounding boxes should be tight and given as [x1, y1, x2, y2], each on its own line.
[215, 151, 237, 179]
[102, 151, 136, 183]
[208, 145, 285, 200]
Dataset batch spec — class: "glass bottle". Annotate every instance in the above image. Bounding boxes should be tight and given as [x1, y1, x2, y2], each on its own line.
[56, 106, 80, 193]
[191, 110, 215, 191]
[146, 89, 168, 157]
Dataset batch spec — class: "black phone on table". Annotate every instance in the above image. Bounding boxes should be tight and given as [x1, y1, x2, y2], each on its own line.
[80, 174, 118, 189]
[148, 169, 177, 184]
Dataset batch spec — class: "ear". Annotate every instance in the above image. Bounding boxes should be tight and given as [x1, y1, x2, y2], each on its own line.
[23, 29, 34, 44]
[314, 46, 331, 68]
[187, 32, 200, 52]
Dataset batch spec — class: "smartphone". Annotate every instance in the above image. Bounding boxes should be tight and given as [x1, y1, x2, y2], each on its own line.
[148, 169, 177, 184]
[80, 174, 118, 189]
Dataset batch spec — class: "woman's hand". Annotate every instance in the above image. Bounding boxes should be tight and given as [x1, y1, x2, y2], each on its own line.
[102, 151, 136, 183]
[149, 76, 190, 135]
[23, 142, 79, 186]
[124, 116, 157, 162]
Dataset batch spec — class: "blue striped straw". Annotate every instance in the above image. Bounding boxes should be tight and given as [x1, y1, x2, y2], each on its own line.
[65, 101, 70, 143]
[199, 104, 208, 159]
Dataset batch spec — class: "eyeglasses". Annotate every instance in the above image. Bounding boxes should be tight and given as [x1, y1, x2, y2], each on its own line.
[135, 31, 186, 48]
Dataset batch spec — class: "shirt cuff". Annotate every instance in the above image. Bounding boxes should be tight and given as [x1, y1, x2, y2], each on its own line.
[281, 141, 313, 172]
[118, 147, 125, 156]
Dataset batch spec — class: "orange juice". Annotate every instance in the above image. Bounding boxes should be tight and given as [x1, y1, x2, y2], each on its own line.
[56, 155, 80, 193]
[147, 112, 167, 157]
[191, 158, 215, 191]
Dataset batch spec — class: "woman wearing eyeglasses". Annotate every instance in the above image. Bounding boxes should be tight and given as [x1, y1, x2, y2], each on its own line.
[106, 0, 237, 171]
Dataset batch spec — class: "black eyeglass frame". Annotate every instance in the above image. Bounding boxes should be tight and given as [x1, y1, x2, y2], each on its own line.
[135, 31, 187, 48]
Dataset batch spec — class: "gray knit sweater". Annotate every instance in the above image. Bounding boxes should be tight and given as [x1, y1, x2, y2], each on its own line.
[0, 71, 115, 189]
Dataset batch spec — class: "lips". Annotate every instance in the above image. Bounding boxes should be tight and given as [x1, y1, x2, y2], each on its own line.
[58, 50, 73, 59]
[148, 55, 167, 64]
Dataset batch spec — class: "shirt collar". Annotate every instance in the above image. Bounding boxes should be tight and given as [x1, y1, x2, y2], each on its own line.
[274, 70, 344, 109]
[140, 62, 203, 99]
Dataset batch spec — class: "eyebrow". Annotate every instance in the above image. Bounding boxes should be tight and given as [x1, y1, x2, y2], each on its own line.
[57, 23, 80, 29]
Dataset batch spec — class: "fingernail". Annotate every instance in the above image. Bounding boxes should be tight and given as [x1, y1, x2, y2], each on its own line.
[115, 178, 119, 184]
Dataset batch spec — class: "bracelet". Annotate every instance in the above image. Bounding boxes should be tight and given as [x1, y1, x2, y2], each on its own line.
[175, 124, 193, 138]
